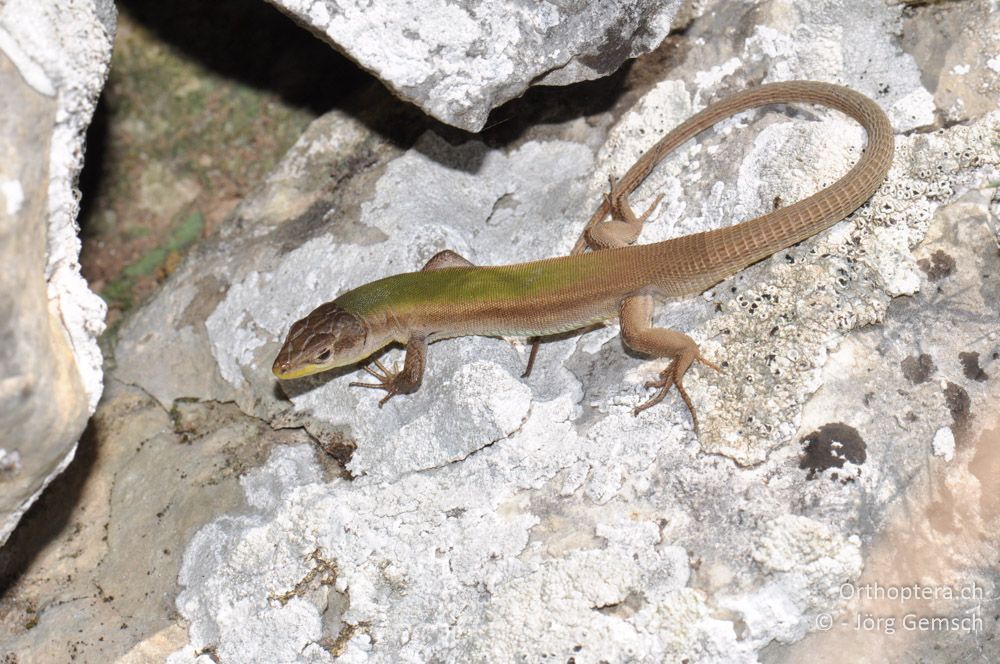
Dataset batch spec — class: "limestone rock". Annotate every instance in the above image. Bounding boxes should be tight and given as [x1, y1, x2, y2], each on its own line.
[5, 0, 1000, 661]
[0, 0, 114, 546]
[264, 0, 685, 131]
[111, 0, 1000, 659]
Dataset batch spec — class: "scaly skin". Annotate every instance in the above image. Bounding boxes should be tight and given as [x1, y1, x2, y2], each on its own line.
[273, 81, 894, 429]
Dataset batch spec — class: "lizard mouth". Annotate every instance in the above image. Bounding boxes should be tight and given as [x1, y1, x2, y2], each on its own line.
[272, 358, 324, 380]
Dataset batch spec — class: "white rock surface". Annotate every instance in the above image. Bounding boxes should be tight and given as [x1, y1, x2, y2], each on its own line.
[11, 0, 991, 661]
[932, 426, 955, 462]
[0, 0, 114, 545]
[264, 0, 684, 131]
[112, 0, 1000, 657]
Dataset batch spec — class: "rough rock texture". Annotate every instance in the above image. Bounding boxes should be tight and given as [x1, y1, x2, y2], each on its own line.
[109, 0, 999, 659]
[900, 0, 1000, 125]
[761, 193, 1000, 664]
[3, 0, 1000, 662]
[0, 382, 323, 662]
[0, 0, 114, 545]
[263, 0, 685, 131]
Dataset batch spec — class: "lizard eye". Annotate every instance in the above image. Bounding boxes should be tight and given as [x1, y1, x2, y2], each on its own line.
[316, 349, 332, 362]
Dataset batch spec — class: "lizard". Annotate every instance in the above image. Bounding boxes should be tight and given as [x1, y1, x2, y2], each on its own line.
[272, 80, 894, 431]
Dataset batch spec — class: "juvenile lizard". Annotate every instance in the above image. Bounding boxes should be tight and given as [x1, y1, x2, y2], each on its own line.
[272, 81, 894, 430]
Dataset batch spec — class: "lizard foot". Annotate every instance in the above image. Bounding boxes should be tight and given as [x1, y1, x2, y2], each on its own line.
[632, 353, 721, 432]
[628, 192, 664, 225]
[350, 359, 401, 406]
[604, 173, 663, 225]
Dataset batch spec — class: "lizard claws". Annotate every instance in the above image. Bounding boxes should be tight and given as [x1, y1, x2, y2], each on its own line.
[697, 354, 722, 373]
[350, 359, 401, 406]
[632, 352, 720, 433]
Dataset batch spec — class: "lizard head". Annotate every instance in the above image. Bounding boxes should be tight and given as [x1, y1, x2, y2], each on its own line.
[272, 302, 371, 380]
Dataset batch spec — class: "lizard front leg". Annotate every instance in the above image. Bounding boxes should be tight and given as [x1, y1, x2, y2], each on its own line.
[619, 294, 719, 431]
[350, 336, 428, 406]
[349, 250, 469, 405]
[522, 179, 663, 377]
[420, 249, 474, 271]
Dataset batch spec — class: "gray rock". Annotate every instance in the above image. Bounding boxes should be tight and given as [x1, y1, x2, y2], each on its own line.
[0, 381, 321, 663]
[111, 0, 1000, 659]
[264, 0, 685, 131]
[759, 187, 1000, 664]
[900, 0, 1000, 124]
[6, 0, 1000, 661]
[0, 0, 114, 546]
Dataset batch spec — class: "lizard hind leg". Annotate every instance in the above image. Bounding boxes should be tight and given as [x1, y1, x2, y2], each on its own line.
[619, 295, 720, 431]
[586, 175, 664, 250]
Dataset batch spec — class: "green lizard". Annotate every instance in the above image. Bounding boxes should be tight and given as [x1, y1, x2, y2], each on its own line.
[272, 81, 894, 429]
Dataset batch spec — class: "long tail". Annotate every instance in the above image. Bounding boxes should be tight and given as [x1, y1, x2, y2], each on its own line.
[622, 81, 894, 293]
